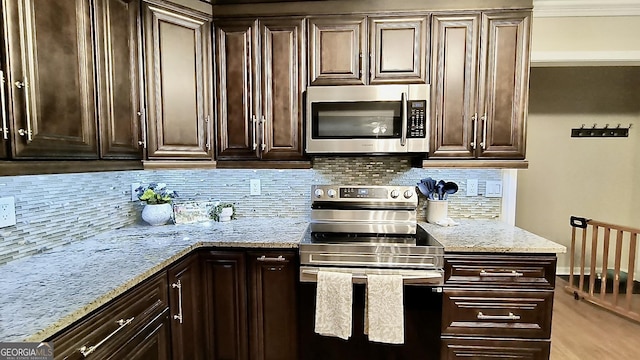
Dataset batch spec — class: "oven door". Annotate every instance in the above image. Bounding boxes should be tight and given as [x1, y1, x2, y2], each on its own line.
[305, 85, 428, 154]
[298, 267, 442, 360]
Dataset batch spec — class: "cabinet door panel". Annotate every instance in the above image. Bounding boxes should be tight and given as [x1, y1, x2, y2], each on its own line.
[168, 254, 203, 360]
[108, 309, 171, 360]
[248, 251, 298, 360]
[260, 18, 305, 160]
[202, 251, 249, 360]
[143, 2, 213, 159]
[0, 68, 8, 159]
[369, 16, 428, 84]
[477, 12, 530, 159]
[215, 19, 260, 160]
[94, 0, 141, 159]
[308, 17, 366, 85]
[430, 14, 479, 158]
[4, 0, 98, 159]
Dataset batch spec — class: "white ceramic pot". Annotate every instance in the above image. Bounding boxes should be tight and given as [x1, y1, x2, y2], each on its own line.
[426, 199, 448, 224]
[218, 207, 234, 222]
[141, 203, 173, 226]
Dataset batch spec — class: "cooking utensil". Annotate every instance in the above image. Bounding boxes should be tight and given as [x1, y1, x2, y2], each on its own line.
[442, 182, 459, 200]
[417, 182, 430, 197]
[436, 180, 445, 200]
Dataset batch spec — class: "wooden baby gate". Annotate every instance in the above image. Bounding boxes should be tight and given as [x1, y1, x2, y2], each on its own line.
[567, 216, 640, 323]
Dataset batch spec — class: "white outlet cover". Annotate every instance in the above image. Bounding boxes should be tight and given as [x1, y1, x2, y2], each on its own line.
[250, 179, 261, 195]
[485, 180, 503, 197]
[466, 179, 478, 196]
[0, 196, 17, 228]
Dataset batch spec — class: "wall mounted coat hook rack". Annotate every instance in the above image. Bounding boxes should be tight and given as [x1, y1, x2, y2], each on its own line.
[571, 123, 630, 138]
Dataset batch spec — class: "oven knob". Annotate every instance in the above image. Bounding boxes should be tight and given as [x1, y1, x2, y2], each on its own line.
[390, 189, 400, 198]
[314, 188, 324, 198]
[327, 189, 337, 198]
[404, 190, 413, 199]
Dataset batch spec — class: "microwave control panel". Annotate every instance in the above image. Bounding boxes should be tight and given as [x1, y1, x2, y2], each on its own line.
[407, 100, 427, 138]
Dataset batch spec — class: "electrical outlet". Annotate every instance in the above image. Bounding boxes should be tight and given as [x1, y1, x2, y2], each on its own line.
[250, 179, 261, 195]
[485, 180, 503, 197]
[131, 183, 140, 201]
[466, 179, 478, 196]
[0, 196, 17, 228]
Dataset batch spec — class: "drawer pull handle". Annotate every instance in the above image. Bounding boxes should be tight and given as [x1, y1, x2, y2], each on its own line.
[79, 317, 134, 357]
[257, 255, 286, 262]
[479, 270, 523, 277]
[477, 312, 521, 321]
[172, 280, 183, 324]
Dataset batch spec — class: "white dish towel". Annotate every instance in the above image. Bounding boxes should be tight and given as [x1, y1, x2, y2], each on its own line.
[314, 270, 353, 340]
[364, 274, 405, 344]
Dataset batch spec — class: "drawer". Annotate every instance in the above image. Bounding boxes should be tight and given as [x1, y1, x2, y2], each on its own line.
[441, 337, 550, 360]
[50, 272, 168, 359]
[442, 289, 553, 339]
[444, 254, 557, 289]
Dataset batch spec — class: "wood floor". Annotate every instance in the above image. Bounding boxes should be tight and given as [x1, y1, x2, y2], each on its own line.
[551, 278, 640, 359]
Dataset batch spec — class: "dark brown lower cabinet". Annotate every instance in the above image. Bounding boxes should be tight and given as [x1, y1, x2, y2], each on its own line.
[441, 337, 550, 360]
[49, 272, 170, 359]
[201, 249, 298, 360]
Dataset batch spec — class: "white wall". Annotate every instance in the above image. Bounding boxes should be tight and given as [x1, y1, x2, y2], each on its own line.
[516, 67, 640, 275]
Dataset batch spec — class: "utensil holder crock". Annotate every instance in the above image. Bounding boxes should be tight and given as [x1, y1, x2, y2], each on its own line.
[426, 199, 448, 224]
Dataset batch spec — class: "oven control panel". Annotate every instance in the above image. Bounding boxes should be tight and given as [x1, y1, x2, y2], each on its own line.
[312, 185, 416, 202]
[407, 100, 427, 138]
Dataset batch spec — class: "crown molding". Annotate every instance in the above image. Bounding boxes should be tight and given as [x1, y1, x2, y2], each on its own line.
[533, 0, 640, 17]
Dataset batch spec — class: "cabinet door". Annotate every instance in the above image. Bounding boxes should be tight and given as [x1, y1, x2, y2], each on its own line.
[0, 68, 8, 159]
[108, 309, 171, 360]
[429, 14, 479, 158]
[3, 0, 98, 159]
[369, 16, 428, 84]
[94, 0, 142, 159]
[248, 251, 298, 360]
[215, 19, 260, 161]
[142, 1, 213, 160]
[477, 12, 530, 159]
[308, 17, 366, 85]
[202, 251, 249, 360]
[168, 254, 203, 360]
[259, 18, 305, 160]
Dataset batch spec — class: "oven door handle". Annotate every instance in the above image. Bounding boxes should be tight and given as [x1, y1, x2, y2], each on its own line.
[299, 266, 443, 286]
[401, 92, 408, 146]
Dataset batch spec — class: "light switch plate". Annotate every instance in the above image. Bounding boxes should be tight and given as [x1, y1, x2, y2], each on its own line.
[466, 179, 478, 196]
[0, 196, 17, 228]
[485, 180, 503, 197]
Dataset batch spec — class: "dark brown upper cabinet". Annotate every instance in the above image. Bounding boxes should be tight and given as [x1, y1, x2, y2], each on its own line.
[94, 0, 143, 159]
[2, 0, 99, 159]
[215, 17, 305, 161]
[142, 0, 214, 161]
[0, 68, 8, 159]
[308, 15, 428, 86]
[430, 11, 530, 160]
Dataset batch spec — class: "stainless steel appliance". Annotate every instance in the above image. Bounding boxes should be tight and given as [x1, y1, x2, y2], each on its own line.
[299, 184, 444, 284]
[298, 185, 444, 360]
[305, 85, 430, 154]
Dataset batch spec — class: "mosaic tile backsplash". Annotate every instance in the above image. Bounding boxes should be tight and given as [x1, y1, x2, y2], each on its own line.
[0, 157, 501, 265]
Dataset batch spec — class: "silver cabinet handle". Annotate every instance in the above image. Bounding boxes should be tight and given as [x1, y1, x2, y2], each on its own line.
[205, 115, 211, 151]
[137, 109, 147, 148]
[14, 79, 32, 142]
[251, 115, 257, 150]
[477, 312, 521, 321]
[172, 280, 183, 324]
[479, 270, 524, 277]
[0, 70, 8, 140]
[470, 113, 478, 150]
[79, 317, 134, 357]
[480, 113, 487, 149]
[400, 92, 408, 146]
[260, 115, 266, 151]
[257, 255, 286, 262]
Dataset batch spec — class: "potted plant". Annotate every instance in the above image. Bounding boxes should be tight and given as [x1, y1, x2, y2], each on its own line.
[211, 202, 236, 222]
[135, 183, 178, 226]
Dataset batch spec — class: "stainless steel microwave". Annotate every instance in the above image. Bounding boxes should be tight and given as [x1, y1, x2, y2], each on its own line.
[305, 84, 429, 154]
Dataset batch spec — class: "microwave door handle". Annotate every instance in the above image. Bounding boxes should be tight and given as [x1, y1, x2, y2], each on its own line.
[401, 92, 408, 146]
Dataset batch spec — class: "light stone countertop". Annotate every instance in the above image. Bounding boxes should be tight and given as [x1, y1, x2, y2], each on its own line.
[0, 217, 566, 342]
[0, 217, 309, 342]
[419, 219, 567, 253]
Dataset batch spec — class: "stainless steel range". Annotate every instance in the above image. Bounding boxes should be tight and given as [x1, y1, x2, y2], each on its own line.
[299, 185, 444, 285]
